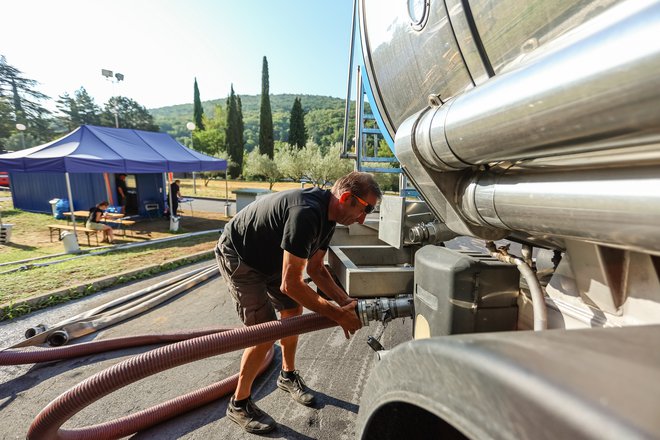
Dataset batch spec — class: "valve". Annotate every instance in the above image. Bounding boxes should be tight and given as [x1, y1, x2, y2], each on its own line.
[356, 296, 414, 356]
[356, 295, 414, 326]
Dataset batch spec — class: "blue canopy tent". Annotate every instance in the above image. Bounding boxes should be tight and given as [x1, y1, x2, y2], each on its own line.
[0, 125, 226, 238]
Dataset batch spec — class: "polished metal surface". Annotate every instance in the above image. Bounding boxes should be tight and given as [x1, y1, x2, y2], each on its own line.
[444, 0, 489, 85]
[395, 112, 508, 240]
[401, 1, 660, 169]
[327, 245, 417, 297]
[461, 166, 660, 255]
[470, 0, 619, 74]
[378, 195, 435, 249]
[446, 0, 660, 165]
[360, 0, 474, 138]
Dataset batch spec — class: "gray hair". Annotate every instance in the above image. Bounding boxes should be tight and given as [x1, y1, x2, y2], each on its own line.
[331, 171, 382, 200]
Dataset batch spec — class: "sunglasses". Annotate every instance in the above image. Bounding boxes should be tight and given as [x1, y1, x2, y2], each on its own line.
[351, 193, 375, 214]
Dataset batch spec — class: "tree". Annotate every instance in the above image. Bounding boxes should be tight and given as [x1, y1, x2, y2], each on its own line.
[194, 103, 226, 156]
[258, 56, 274, 158]
[100, 96, 159, 131]
[288, 97, 307, 148]
[275, 143, 307, 182]
[193, 77, 205, 130]
[0, 55, 53, 142]
[0, 97, 13, 141]
[302, 143, 353, 188]
[225, 85, 244, 178]
[56, 87, 101, 131]
[244, 149, 281, 190]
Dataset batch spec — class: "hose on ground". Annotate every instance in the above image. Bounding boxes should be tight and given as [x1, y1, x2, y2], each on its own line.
[0, 327, 234, 365]
[26, 312, 336, 440]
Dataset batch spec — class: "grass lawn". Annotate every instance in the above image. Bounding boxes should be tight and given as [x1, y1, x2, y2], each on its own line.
[175, 177, 303, 200]
[0, 179, 306, 317]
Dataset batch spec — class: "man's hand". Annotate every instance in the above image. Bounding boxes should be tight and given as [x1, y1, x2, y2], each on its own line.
[335, 301, 362, 339]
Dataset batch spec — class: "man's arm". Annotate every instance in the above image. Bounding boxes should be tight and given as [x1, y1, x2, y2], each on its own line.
[307, 249, 353, 307]
[281, 250, 361, 338]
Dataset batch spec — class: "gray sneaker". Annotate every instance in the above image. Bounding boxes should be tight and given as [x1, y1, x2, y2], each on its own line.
[226, 397, 276, 434]
[277, 371, 315, 406]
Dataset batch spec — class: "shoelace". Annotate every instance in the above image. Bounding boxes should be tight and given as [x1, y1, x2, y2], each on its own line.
[243, 399, 264, 417]
[289, 371, 307, 392]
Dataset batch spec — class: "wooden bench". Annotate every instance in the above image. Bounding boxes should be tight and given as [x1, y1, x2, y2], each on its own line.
[47, 224, 100, 246]
[103, 219, 136, 236]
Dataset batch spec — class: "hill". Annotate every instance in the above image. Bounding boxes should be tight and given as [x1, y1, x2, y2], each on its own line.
[150, 94, 354, 151]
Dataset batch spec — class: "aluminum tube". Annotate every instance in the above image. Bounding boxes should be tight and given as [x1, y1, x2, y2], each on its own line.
[464, 166, 660, 254]
[12, 265, 215, 349]
[416, 1, 660, 169]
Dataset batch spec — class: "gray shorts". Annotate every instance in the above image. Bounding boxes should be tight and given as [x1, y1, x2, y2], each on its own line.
[215, 238, 298, 326]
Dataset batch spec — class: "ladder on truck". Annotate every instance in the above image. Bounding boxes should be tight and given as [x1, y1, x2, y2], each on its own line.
[341, 0, 417, 198]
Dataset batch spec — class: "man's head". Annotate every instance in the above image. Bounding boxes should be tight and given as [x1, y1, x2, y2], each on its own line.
[98, 201, 109, 209]
[330, 171, 382, 226]
[118, 174, 126, 181]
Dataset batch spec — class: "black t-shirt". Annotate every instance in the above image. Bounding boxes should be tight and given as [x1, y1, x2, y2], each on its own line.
[225, 188, 336, 275]
[170, 182, 180, 199]
[116, 178, 128, 201]
[88, 207, 104, 223]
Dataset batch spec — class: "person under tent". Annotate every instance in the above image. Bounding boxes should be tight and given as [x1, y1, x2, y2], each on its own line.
[86, 201, 115, 244]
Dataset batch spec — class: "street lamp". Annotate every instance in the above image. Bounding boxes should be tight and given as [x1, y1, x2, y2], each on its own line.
[101, 69, 125, 128]
[186, 122, 197, 194]
[16, 123, 26, 149]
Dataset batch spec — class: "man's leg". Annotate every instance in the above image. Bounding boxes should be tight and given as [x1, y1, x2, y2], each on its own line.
[277, 305, 315, 406]
[279, 306, 303, 371]
[234, 341, 272, 400]
[216, 241, 277, 434]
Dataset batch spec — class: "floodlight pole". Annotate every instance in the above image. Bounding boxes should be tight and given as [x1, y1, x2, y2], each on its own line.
[101, 69, 124, 128]
[16, 123, 26, 148]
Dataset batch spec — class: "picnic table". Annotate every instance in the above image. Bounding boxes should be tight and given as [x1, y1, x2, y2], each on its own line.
[63, 211, 125, 221]
[62, 211, 135, 237]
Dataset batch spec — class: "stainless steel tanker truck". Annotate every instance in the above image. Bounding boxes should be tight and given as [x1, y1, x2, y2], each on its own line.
[329, 0, 660, 438]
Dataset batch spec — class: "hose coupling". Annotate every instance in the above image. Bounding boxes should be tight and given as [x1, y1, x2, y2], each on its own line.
[408, 221, 456, 245]
[356, 295, 414, 326]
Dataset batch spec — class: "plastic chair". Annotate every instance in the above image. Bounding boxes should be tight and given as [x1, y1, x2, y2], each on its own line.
[144, 202, 160, 220]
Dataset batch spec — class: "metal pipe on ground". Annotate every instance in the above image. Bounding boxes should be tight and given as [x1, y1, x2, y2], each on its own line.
[44, 267, 218, 346]
[14, 265, 217, 349]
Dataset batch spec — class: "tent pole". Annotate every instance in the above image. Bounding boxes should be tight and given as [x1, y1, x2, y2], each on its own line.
[225, 170, 230, 217]
[162, 173, 167, 211]
[65, 172, 79, 240]
[103, 173, 114, 206]
[167, 172, 174, 224]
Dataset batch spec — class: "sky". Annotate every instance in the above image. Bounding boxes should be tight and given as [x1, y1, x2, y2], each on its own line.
[0, 0, 355, 110]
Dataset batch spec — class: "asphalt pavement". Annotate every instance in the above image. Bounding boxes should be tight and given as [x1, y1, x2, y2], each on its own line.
[0, 259, 412, 439]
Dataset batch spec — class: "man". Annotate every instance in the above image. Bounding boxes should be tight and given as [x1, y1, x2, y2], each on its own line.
[170, 179, 182, 216]
[215, 171, 381, 434]
[115, 174, 128, 214]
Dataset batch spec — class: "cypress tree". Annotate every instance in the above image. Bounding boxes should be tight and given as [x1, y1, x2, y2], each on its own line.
[237, 95, 245, 160]
[288, 97, 307, 148]
[225, 85, 244, 178]
[258, 56, 274, 158]
[193, 77, 205, 130]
